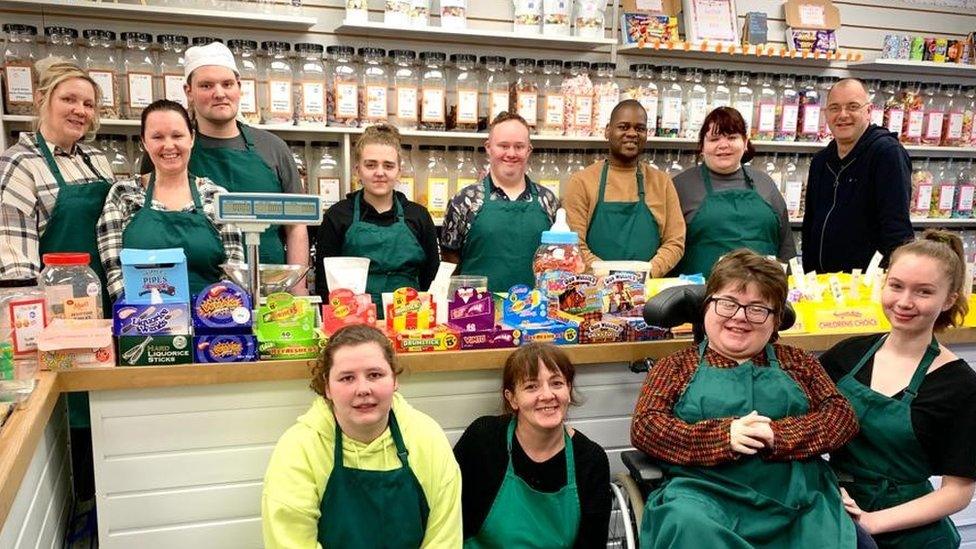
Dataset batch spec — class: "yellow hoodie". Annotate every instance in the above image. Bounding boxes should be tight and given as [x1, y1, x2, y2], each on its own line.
[261, 393, 463, 548]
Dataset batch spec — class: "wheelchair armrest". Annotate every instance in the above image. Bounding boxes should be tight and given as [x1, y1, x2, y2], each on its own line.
[621, 450, 663, 484]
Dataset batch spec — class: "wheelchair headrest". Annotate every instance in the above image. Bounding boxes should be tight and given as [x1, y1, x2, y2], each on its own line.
[642, 284, 796, 332]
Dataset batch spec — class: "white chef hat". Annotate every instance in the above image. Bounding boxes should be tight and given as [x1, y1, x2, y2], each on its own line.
[184, 42, 239, 80]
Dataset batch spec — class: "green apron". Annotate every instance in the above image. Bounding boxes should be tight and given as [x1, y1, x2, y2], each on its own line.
[584, 161, 660, 262]
[35, 132, 112, 429]
[674, 165, 780, 278]
[464, 418, 581, 548]
[460, 175, 551, 294]
[121, 173, 226, 297]
[318, 409, 430, 548]
[187, 122, 286, 264]
[340, 192, 427, 315]
[832, 335, 961, 549]
[641, 341, 856, 549]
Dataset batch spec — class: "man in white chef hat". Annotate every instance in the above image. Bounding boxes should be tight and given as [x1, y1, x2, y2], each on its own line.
[149, 40, 309, 291]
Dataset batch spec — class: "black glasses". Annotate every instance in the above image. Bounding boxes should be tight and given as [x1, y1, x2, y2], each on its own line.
[708, 297, 775, 324]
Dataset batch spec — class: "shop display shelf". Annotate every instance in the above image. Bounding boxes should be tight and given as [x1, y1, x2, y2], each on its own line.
[616, 41, 862, 66]
[848, 58, 976, 79]
[789, 218, 976, 228]
[334, 21, 615, 50]
[0, 0, 317, 29]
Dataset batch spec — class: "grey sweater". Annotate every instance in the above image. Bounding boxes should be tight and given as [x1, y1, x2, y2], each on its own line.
[672, 164, 796, 261]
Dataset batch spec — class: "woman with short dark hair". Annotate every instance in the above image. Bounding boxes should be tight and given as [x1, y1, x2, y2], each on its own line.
[632, 249, 859, 548]
[671, 107, 795, 277]
[454, 342, 611, 548]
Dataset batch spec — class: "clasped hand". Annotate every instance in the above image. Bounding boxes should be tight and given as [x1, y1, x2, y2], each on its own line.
[729, 410, 775, 455]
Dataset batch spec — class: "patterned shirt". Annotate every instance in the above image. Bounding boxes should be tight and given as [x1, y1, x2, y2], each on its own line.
[631, 343, 858, 466]
[96, 175, 245, 300]
[439, 176, 560, 251]
[0, 132, 113, 279]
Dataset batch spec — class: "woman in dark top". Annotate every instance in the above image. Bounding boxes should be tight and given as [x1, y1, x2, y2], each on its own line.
[454, 343, 611, 548]
[314, 124, 439, 310]
[819, 229, 976, 549]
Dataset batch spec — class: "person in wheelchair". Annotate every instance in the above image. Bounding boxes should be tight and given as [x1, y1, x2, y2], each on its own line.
[631, 249, 860, 548]
[454, 342, 612, 548]
[819, 230, 976, 549]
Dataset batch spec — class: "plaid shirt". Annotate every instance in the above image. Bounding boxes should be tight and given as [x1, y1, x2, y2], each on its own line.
[96, 175, 245, 300]
[439, 176, 559, 251]
[631, 343, 858, 466]
[0, 132, 114, 279]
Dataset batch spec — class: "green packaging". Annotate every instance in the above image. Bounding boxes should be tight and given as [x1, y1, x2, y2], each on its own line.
[117, 335, 193, 366]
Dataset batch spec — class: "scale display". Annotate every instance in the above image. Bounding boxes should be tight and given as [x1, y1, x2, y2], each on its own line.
[215, 192, 323, 225]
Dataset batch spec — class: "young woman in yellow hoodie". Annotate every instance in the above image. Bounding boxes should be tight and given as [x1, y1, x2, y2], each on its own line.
[261, 324, 462, 548]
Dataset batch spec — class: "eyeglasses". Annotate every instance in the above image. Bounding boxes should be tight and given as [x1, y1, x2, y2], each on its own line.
[708, 297, 775, 324]
[825, 102, 867, 115]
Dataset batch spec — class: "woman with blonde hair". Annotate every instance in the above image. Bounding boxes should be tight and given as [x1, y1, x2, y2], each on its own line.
[314, 124, 439, 312]
[0, 57, 111, 295]
[821, 230, 976, 548]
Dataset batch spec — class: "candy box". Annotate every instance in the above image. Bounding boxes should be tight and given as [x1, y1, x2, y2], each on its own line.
[391, 325, 460, 353]
[456, 326, 522, 350]
[448, 287, 495, 332]
[120, 248, 189, 304]
[541, 274, 600, 316]
[113, 300, 191, 336]
[599, 271, 647, 317]
[194, 335, 258, 363]
[618, 317, 672, 342]
[502, 285, 550, 326]
[193, 281, 253, 335]
[385, 288, 436, 333]
[516, 319, 579, 346]
[258, 336, 323, 360]
[322, 289, 377, 336]
[578, 318, 627, 344]
[116, 334, 192, 366]
[37, 319, 115, 370]
[256, 293, 318, 341]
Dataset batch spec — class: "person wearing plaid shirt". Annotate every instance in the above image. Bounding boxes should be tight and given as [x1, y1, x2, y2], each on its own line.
[97, 100, 243, 301]
[631, 249, 860, 548]
[0, 60, 113, 290]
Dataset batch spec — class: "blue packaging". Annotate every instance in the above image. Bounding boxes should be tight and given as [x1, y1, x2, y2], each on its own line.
[113, 299, 191, 336]
[120, 248, 189, 304]
[193, 335, 258, 363]
[193, 281, 253, 335]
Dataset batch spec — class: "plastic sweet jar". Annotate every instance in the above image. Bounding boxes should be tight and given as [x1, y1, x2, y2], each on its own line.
[0, 279, 44, 404]
[39, 252, 103, 321]
[2, 24, 39, 116]
[228, 39, 261, 124]
[83, 29, 122, 120]
[533, 209, 584, 298]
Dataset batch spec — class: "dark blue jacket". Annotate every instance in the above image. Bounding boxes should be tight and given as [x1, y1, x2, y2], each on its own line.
[802, 125, 914, 273]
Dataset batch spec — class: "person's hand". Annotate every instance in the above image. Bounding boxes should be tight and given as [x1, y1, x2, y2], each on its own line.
[841, 488, 879, 534]
[729, 411, 773, 455]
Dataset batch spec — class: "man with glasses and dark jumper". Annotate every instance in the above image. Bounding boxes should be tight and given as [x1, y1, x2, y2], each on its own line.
[802, 78, 914, 273]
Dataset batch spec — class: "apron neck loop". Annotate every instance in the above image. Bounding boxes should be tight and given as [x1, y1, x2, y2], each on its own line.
[237, 121, 255, 150]
[332, 409, 409, 467]
[354, 191, 404, 222]
[700, 164, 752, 195]
[763, 343, 780, 369]
[145, 172, 204, 211]
[599, 160, 645, 202]
[903, 336, 941, 403]
[35, 132, 69, 189]
[505, 417, 575, 480]
[485, 173, 535, 201]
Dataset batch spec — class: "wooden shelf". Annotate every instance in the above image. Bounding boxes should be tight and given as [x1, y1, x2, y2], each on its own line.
[617, 41, 862, 65]
[335, 20, 614, 50]
[849, 58, 976, 79]
[791, 218, 976, 228]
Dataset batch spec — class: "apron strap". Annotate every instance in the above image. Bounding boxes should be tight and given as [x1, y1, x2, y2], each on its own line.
[847, 334, 888, 379]
[763, 343, 780, 369]
[144, 173, 204, 212]
[700, 164, 753, 196]
[143, 173, 157, 209]
[331, 408, 410, 470]
[484, 174, 538, 203]
[35, 132, 69, 189]
[505, 417, 576, 484]
[353, 192, 406, 225]
[599, 161, 645, 203]
[188, 176, 204, 212]
[238, 122, 256, 151]
[333, 413, 346, 470]
[903, 336, 940, 404]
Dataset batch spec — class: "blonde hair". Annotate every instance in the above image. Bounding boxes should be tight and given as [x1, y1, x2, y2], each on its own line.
[889, 229, 969, 331]
[32, 57, 102, 141]
[354, 123, 402, 163]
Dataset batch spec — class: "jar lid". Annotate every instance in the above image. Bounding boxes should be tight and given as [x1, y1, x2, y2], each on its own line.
[389, 49, 416, 59]
[157, 34, 189, 45]
[509, 58, 535, 67]
[296, 43, 325, 54]
[419, 51, 446, 62]
[326, 45, 354, 56]
[83, 29, 117, 41]
[0, 279, 38, 288]
[358, 47, 386, 57]
[447, 145, 463, 151]
[419, 144, 445, 151]
[479, 55, 506, 65]
[262, 41, 291, 52]
[311, 141, 341, 147]
[121, 31, 152, 43]
[564, 60, 590, 70]
[450, 53, 476, 65]
[192, 37, 223, 46]
[226, 39, 257, 50]
[42, 252, 90, 266]
[45, 26, 78, 38]
[3, 24, 37, 35]
[592, 62, 616, 71]
[539, 59, 562, 68]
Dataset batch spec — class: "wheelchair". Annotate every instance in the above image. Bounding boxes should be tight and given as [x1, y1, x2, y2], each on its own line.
[607, 284, 797, 548]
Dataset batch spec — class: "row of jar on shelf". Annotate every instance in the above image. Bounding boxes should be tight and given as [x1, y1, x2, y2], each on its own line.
[5, 25, 976, 147]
